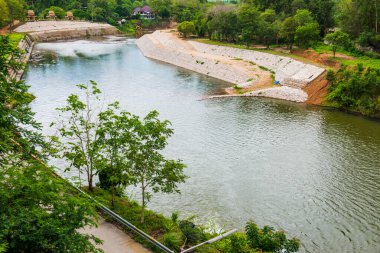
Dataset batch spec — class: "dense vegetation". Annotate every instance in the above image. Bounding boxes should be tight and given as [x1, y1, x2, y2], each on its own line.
[327, 66, 380, 116]
[1, 0, 379, 53]
[0, 35, 102, 253]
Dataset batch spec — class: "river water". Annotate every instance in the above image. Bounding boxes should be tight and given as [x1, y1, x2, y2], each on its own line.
[24, 37, 380, 253]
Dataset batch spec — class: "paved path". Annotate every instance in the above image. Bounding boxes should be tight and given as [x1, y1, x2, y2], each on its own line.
[81, 219, 152, 253]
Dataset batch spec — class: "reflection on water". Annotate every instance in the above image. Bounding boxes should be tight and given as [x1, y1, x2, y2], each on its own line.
[24, 38, 380, 253]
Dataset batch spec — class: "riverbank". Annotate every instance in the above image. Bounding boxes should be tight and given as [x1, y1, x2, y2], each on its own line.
[136, 30, 325, 103]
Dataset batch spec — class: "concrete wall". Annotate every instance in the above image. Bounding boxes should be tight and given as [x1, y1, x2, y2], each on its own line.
[29, 26, 119, 42]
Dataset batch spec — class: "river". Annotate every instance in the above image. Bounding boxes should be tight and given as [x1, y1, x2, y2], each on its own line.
[24, 37, 380, 253]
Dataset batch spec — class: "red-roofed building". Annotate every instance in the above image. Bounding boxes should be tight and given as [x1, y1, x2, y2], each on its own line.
[133, 6, 155, 19]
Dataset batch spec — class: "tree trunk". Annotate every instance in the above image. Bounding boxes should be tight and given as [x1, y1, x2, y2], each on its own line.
[141, 185, 145, 224]
[376, 0, 378, 33]
[88, 174, 93, 192]
[111, 186, 115, 207]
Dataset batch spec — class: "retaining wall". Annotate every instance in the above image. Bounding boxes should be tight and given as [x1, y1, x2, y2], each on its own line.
[136, 31, 252, 85]
[189, 41, 325, 89]
[29, 26, 119, 42]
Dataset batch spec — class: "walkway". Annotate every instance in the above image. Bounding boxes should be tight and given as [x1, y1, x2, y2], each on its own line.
[81, 219, 152, 253]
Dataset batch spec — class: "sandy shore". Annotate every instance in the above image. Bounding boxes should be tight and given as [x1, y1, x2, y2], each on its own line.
[136, 31, 325, 103]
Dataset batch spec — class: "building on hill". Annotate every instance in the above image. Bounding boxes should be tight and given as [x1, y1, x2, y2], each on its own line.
[133, 6, 155, 19]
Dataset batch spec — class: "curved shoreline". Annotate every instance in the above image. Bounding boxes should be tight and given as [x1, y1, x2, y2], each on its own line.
[136, 30, 326, 103]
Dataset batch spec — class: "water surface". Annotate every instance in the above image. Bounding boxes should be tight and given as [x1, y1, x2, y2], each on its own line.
[25, 37, 380, 253]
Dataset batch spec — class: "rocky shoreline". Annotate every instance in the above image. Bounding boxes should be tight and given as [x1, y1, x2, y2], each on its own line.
[137, 30, 325, 103]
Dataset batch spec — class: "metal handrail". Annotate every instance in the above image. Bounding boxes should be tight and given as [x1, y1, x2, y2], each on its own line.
[71, 184, 174, 253]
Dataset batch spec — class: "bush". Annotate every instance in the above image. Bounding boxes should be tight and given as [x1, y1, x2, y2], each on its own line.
[177, 21, 196, 38]
[179, 220, 204, 245]
[162, 232, 183, 251]
[41, 6, 66, 19]
[327, 66, 380, 116]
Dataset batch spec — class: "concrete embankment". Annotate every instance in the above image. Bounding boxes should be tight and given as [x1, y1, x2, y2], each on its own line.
[9, 34, 34, 81]
[136, 31, 326, 103]
[14, 21, 119, 42]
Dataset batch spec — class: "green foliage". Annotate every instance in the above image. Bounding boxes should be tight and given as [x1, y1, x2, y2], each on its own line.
[126, 110, 187, 223]
[42, 6, 66, 19]
[0, 0, 10, 27]
[0, 35, 45, 163]
[54, 81, 104, 192]
[179, 220, 204, 245]
[327, 66, 380, 116]
[0, 160, 102, 252]
[245, 221, 300, 252]
[177, 21, 196, 38]
[227, 233, 252, 253]
[162, 232, 183, 251]
[325, 31, 351, 57]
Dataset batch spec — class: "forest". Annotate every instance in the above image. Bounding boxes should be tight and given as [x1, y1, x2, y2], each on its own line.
[0, 0, 379, 53]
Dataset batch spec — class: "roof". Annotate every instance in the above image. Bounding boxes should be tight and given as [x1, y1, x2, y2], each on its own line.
[133, 6, 153, 13]
[141, 6, 152, 12]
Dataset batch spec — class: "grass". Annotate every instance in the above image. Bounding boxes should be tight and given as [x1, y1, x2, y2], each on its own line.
[7, 33, 25, 45]
[336, 57, 380, 69]
[313, 42, 380, 69]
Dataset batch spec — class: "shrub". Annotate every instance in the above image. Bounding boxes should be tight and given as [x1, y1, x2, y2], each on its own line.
[162, 232, 183, 251]
[177, 21, 196, 38]
[327, 66, 380, 116]
[42, 6, 66, 19]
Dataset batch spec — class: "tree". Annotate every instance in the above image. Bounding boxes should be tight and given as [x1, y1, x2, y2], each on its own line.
[245, 221, 300, 252]
[0, 0, 9, 27]
[0, 159, 103, 252]
[147, 0, 172, 18]
[127, 110, 187, 224]
[237, 4, 261, 45]
[281, 9, 320, 49]
[5, 0, 24, 30]
[308, 0, 335, 36]
[54, 81, 104, 192]
[88, 0, 116, 22]
[280, 17, 298, 51]
[324, 31, 351, 57]
[97, 103, 134, 207]
[0, 36, 45, 164]
[295, 22, 320, 48]
[177, 21, 195, 38]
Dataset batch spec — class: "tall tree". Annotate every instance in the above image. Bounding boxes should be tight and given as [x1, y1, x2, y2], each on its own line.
[54, 81, 104, 192]
[127, 110, 187, 224]
[5, 0, 24, 31]
[97, 103, 134, 207]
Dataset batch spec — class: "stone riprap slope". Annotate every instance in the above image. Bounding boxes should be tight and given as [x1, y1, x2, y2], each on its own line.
[136, 31, 272, 87]
[137, 31, 325, 103]
[189, 41, 325, 89]
[15, 21, 119, 41]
